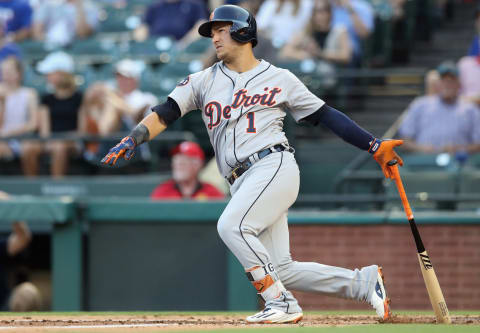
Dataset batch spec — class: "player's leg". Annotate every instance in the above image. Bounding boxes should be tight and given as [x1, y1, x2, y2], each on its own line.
[261, 209, 391, 320]
[217, 151, 302, 323]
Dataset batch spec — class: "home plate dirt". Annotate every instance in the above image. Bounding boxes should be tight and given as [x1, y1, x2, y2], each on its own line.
[0, 314, 477, 332]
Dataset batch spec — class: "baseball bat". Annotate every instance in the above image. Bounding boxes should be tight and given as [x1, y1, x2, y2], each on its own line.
[388, 161, 452, 324]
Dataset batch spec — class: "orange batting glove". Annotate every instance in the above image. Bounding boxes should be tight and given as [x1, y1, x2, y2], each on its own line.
[101, 136, 137, 166]
[369, 139, 404, 179]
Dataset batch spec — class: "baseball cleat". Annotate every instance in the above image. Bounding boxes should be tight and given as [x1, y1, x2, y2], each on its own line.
[369, 267, 392, 321]
[246, 307, 303, 324]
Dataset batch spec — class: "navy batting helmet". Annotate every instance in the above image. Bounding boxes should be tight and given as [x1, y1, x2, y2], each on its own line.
[198, 5, 257, 48]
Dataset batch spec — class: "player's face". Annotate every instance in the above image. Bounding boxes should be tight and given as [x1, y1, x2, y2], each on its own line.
[211, 22, 239, 62]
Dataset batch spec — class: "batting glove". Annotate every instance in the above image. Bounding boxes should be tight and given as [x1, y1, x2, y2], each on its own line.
[369, 138, 404, 179]
[101, 136, 137, 166]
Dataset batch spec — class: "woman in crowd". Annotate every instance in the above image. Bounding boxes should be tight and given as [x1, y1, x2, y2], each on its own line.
[280, 0, 352, 64]
[0, 57, 38, 170]
[22, 52, 84, 177]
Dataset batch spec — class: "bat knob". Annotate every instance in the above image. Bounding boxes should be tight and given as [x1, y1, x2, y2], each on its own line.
[387, 159, 398, 166]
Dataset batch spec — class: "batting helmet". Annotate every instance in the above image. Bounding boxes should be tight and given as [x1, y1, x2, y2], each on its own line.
[198, 5, 257, 48]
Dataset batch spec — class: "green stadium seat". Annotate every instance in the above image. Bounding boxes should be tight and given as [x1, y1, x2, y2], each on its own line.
[24, 65, 47, 94]
[99, 10, 132, 33]
[127, 37, 175, 62]
[69, 38, 117, 64]
[457, 171, 480, 211]
[402, 153, 459, 172]
[385, 170, 458, 210]
[18, 40, 52, 61]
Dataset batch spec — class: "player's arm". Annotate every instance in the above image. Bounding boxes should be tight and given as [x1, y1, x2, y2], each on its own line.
[101, 98, 181, 166]
[302, 104, 403, 179]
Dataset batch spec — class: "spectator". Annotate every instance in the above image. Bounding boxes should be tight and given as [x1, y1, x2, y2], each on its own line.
[280, 0, 352, 65]
[424, 69, 441, 96]
[0, 43, 20, 62]
[0, 190, 33, 310]
[256, 0, 314, 48]
[22, 52, 84, 177]
[0, 0, 32, 44]
[134, 0, 208, 48]
[0, 57, 38, 170]
[331, 0, 374, 63]
[151, 141, 225, 200]
[458, 55, 480, 106]
[467, 5, 480, 56]
[32, 0, 100, 48]
[8, 282, 42, 312]
[82, 59, 158, 160]
[398, 61, 480, 155]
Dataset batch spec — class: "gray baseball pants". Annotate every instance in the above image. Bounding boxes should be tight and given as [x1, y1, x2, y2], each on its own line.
[217, 151, 378, 305]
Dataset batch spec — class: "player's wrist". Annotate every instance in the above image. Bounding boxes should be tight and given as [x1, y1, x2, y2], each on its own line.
[129, 123, 150, 146]
[368, 138, 382, 154]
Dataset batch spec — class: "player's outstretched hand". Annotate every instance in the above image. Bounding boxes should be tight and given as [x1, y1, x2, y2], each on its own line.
[370, 139, 404, 179]
[101, 136, 137, 166]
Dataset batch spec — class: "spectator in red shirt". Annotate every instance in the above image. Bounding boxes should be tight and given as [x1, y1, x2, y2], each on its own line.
[151, 141, 224, 200]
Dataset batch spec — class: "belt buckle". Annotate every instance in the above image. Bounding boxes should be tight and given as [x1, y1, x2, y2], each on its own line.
[231, 166, 241, 180]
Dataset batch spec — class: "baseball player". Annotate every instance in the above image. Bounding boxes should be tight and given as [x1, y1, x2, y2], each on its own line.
[102, 5, 402, 324]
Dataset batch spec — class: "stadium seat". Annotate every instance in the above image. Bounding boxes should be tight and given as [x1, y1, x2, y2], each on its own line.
[384, 170, 458, 210]
[17, 40, 51, 61]
[126, 37, 175, 63]
[457, 171, 480, 211]
[23, 65, 47, 94]
[99, 9, 132, 33]
[69, 38, 117, 64]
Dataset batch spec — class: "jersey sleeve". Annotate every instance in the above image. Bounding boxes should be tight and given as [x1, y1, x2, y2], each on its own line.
[283, 70, 325, 122]
[168, 71, 203, 117]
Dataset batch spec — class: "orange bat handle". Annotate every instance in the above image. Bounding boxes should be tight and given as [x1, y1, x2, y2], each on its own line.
[391, 165, 414, 220]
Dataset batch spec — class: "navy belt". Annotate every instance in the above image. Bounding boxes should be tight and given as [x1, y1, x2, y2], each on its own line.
[227, 144, 294, 185]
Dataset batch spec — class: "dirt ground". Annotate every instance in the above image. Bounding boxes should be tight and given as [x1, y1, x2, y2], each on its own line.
[0, 314, 478, 332]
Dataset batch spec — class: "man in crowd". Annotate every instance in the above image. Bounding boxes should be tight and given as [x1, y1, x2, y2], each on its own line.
[151, 141, 224, 200]
[398, 61, 480, 154]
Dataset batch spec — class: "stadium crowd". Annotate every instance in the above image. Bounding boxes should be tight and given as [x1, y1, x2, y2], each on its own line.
[0, 0, 477, 178]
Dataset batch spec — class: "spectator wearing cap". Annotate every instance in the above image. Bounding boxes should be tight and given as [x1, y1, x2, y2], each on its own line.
[32, 0, 100, 48]
[151, 141, 225, 200]
[82, 59, 157, 161]
[134, 0, 207, 48]
[398, 61, 480, 155]
[467, 5, 480, 56]
[0, 0, 32, 44]
[84, 59, 158, 134]
[22, 52, 85, 177]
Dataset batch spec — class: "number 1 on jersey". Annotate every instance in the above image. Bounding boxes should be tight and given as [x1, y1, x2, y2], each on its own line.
[246, 112, 256, 133]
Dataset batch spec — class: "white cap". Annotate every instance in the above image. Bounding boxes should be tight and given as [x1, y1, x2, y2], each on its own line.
[115, 59, 145, 80]
[36, 51, 74, 74]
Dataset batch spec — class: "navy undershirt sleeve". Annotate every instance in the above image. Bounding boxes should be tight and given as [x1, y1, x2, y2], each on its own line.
[151, 97, 181, 126]
[301, 104, 375, 151]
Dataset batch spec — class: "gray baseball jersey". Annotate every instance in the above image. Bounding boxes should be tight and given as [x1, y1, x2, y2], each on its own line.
[169, 59, 379, 313]
[169, 60, 325, 177]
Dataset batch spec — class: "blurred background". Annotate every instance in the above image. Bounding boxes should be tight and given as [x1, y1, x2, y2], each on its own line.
[0, 0, 479, 313]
